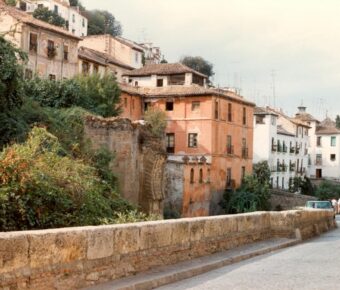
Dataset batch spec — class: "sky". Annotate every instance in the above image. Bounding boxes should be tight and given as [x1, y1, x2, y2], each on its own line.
[82, 0, 340, 120]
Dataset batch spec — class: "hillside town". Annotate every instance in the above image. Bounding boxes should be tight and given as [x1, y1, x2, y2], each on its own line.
[1, 1, 340, 289]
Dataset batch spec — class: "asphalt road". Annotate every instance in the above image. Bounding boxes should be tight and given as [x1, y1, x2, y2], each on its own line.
[157, 216, 340, 290]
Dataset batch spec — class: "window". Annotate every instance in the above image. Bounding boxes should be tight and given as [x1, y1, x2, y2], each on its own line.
[242, 138, 247, 158]
[82, 61, 90, 75]
[331, 154, 336, 161]
[63, 45, 68, 61]
[227, 135, 233, 154]
[241, 166, 246, 181]
[227, 103, 232, 122]
[192, 101, 200, 111]
[82, 18, 85, 27]
[226, 168, 232, 187]
[166, 101, 174, 111]
[190, 168, 194, 184]
[132, 99, 135, 110]
[124, 98, 127, 108]
[72, 29, 75, 34]
[135, 52, 139, 63]
[134, 81, 138, 87]
[54, 5, 58, 14]
[199, 169, 203, 184]
[24, 69, 33, 80]
[93, 64, 99, 74]
[316, 154, 322, 166]
[144, 102, 149, 112]
[38, 4, 43, 8]
[49, 74, 56, 81]
[215, 100, 219, 119]
[157, 79, 164, 87]
[19, 1, 27, 11]
[29, 33, 37, 52]
[317, 136, 322, 147]
[331, 136, 336, 147]
[188, 133, 198, 148]
[166, 133, 175, 154]
[72, 14, 75, 23]
[242, 107, 246, 125]
[282, 177, 284, 189]
[47, 40, 55, 58]
[271, 116, 276, 125]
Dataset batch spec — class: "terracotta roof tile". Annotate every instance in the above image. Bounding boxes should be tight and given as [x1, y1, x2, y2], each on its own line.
[123, 63, 208, 78]
[120, 84, 255, 106]
[316, 126, 340, 135]
[0, 2, 81, 40]
[254, 106, 278, 116]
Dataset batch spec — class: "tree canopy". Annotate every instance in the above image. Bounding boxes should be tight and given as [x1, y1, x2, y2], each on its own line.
[33, 7, 66, 28]
[85, 10, 122, 36]
[180, 56, 214, 79]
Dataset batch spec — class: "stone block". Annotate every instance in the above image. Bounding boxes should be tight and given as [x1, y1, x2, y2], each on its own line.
[0, 233, 29, 274]
[171, 221, 190, 245]
[29, 229, 87, 268]
[139, 222, 172, 250]
[114, 225, 140, 254]
[87, 227, 115, 260]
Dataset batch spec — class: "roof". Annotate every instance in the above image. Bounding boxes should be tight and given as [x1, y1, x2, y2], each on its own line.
[320, 117, 336, 128]
[254, 107, 278, 116]
[78, 47, 134, 70]
[290, 118, 311, 128]
[316, 126, 340, 135]
[120, 84, 255, 107]
[123, 63, 208, 78]
[115, 36, 144, 53]
[295, 112, 319, 123]
[0, 2, 81, 40]
[277, 125, 295, 137]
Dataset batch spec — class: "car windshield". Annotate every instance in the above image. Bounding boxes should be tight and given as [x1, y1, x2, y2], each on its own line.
[306, 201, 332, 209]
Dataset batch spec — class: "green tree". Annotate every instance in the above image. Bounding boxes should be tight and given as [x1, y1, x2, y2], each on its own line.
[253, 161, 271, 185]
[144, 108, 167, 138]
[33, 7, 66, 28]
[336, 115, 340, 129]
[5, 0, 17, 6]
[85, 10, 122, 36]
[0, 36, 26, 112]
[315, 180, 340, 200]
[180, 56, 214, 80]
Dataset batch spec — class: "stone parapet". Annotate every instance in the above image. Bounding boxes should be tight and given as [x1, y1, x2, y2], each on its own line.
[0, 210, 335, 289]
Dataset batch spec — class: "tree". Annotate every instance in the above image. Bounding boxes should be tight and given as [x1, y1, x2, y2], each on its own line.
[0, 36, 26, 112]
[144, 108, 167, 138]
[85, 10, 122, 36]
[253, 161, 271, 185]
[33, 7, 66, 28]
[336, 115, 340, 129]
[180, 56, 214, 80]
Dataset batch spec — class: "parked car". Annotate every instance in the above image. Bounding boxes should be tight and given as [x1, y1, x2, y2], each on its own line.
[305, 201, 335, 218]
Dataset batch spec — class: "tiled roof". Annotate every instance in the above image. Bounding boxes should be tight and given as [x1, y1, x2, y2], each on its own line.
[115, 36, 144, 52]
[290, 118, 311, 128]
[78, 47, 134, 70]
[254, 106, 278, 116]
[123, 63, 208, 78]
[316, 126, 340, 135]
[0, 2, 81, 40]
[120, 84, 255, 106]
[320, 117, 336, 128]
[295, 112, 319, 123]
[277, 125, 295, 137]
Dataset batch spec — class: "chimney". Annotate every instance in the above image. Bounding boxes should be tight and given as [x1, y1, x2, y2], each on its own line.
[298, 106, 307, 113]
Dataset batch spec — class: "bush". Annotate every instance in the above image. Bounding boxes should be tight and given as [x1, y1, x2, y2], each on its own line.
[144, 108, 167, 138]
[315, 180, 340, 200]
[0, 127, 137, 231]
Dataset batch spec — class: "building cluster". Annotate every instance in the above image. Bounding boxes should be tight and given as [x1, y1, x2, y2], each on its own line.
[1, 1, 339, 217]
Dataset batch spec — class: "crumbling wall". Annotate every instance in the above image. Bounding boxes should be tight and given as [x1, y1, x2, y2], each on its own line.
[84, 116, 166, 215]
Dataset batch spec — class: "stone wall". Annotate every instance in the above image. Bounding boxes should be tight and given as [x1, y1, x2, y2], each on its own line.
[0, 210, 335, 290]
[84, 117, 166, 215]
[270, 189, 317, 210]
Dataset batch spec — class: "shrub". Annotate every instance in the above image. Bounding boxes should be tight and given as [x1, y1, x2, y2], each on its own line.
[144, 108, 167, 138]
[315, 180, 340, 200]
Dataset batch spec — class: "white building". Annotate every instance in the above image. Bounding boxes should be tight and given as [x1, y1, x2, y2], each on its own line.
[17, 0, 88, 37]
[139, 42, 162, 65]
[294, 107, 340, 180]
[254, 107, 310, 190]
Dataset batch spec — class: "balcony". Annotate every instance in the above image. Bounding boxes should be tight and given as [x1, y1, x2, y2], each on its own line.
[289, 164, 296, 172]
[277, 144, 283, 153]
[282, 145, 288, 153]
[271, 144, 277, 152]
[242, 147, 249, 159]
[290, 147, 295, 154]
[227, 145, 234, 155]
[295, 146, 300, 155]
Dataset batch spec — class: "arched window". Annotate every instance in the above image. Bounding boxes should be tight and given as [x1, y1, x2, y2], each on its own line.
[190, 168, 194, 184]
[199, 168, 203, 183]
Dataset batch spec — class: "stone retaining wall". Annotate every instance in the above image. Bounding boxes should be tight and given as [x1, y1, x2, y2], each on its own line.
[0, 210, 335, 290]
[270, 190, 317, 210]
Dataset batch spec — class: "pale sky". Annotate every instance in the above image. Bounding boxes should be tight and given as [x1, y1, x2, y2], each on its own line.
[82, 0, 340, 120]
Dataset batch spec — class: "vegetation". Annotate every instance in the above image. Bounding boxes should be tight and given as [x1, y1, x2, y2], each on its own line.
[289, 176, 315, 196]
[336, 115, 340, 129]
[85, 10, 122, 36]
[33, 7, 67, 28]
[144, 108, 167, 138]
[221, 161, 271, 214]
[315, 180, 340, 200]
[180, 56, 214, 80]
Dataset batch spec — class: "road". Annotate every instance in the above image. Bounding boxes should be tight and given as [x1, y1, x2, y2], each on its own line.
[157, 216, 340, 290]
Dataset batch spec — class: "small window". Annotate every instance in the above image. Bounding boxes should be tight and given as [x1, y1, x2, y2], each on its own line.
[134, 81, 138, 87]
[241, 166, 246, 181]
[47, 40, 55, 58]
[227, 135, 233, 154]
[188, 133, 198, 148]
[54, 5, 58, 14]
[144, 102, 149, 112]
[192, 101, 200, 111]
[166, 101, 174, 111]
[132, 99, 135, 110]
[226, 168, 232, 187]
[199, 168, 203, 183]
[190, 168, 194, 184]
[331, 154, 336, 161]
[24, 69, 33, 80]
[317, 136, 322, 146]
[157, 79, 164, 87]
[93, 64, 99, 74]
[29, 33, 37, 52]
[49, 74, 56, 81]
[215, 100, 219, 119]
[331, 136, 336, 147]
[124, 98, 127, 108]
[227, 103, 232, 122]
[82, 61, 90, 75]
[166, 133, 175, 154]
[72, 14, 75, 23]
[135, 52, 139, 63]
[242, 107, 246, 125]
[82, 18, 85, 27]
[63, 45, 68, 61]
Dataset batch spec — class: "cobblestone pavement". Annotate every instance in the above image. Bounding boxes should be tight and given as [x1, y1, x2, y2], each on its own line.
[158, 216, 340, 290]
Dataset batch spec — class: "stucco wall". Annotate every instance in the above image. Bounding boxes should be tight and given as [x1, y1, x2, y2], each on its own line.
[0, 210, 335, 290]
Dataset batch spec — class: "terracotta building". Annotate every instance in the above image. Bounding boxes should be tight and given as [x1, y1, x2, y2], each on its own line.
[120, 63, 255, 217]
[0, 2, 80, 80]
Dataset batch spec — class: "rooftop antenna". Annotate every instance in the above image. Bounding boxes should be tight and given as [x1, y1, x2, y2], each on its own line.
[271, 70, 276, 109]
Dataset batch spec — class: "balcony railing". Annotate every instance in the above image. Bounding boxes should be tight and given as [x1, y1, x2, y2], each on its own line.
[295, 146, 300, 155]
[290, 147, 295, 154]
[271, 144, 277, 152]
[227, 145, 234, 155]
[277, 144, 283, 153]
[289, 164, 296, 172]
[242, 147, 249, 159]
[282, 145, 288, 153]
